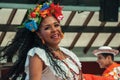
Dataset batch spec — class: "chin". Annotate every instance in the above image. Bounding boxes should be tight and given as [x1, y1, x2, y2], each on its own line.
[99, 66, 104, 68]
[54, 40, 61, 44]
[52, 41, 60, 45]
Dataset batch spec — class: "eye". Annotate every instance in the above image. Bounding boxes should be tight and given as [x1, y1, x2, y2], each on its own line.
[99, 57, 102, 60]
[54, 23, 60, 27]
[44, 26, 50, 30]
[98, 57, 102, 60]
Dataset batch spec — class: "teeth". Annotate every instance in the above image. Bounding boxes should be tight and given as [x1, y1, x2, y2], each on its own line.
[51, 34, 59, 39]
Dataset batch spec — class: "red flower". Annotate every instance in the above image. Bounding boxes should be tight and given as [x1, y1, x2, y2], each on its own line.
[30, 12, 36, 18]
[49, 3, 63, 21]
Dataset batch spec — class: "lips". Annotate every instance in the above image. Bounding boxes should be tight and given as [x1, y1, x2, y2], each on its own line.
[98, 63, 102, 65]
[98, 63, 104, 68]
[51, 33, 60, 39]
[98, 63, 101, 65]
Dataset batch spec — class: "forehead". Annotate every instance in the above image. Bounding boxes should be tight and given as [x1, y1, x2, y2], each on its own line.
[97, 54, 104, 58]
[41, 16, 58, 25]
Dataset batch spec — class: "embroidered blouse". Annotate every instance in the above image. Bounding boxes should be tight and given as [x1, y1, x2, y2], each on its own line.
[25, 47, 82, 80]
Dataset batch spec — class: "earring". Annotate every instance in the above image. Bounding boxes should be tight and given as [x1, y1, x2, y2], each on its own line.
[41, 38, 45, 44]
[61, 32, 64, 39]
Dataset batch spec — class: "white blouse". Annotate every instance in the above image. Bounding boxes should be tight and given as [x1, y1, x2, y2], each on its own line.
[25, 47, 82, 80]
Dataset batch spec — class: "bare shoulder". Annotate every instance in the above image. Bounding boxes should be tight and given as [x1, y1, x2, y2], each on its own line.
[30, 54, 43, 64]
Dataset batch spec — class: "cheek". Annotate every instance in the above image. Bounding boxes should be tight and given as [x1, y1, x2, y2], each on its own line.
[40, 31, 50, 39]
[97, 60, 104, 65]
[41, 33, 47, 38]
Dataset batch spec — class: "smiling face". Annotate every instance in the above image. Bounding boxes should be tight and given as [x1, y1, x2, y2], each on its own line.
[36, 16, 63, 48]
[96, 54, 113, 68]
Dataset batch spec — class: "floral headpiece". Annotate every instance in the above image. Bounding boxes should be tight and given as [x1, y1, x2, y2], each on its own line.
[22, 1, 64, 32]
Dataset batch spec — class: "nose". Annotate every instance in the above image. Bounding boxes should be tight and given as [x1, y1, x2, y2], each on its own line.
[51, 25, 57, 32]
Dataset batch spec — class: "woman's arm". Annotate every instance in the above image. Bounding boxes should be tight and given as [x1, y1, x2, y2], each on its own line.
[29, 54, 43, 80]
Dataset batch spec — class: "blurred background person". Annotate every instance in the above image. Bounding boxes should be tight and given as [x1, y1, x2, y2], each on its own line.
[93, 46, 120, 80]
[84, 46, 120, 80]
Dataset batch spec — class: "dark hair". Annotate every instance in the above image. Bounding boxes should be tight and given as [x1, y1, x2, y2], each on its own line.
[101, 53, 114, 61]
[0, 28, 44, 80]
[0, 1, 66, 79]
[0, 18, 66, 80]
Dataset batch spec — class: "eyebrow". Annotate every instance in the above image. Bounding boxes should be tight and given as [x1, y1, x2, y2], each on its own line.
[43, 22, 59, 26]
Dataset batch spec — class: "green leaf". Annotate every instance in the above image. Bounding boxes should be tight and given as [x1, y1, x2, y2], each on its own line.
[17, 25, 24, 28]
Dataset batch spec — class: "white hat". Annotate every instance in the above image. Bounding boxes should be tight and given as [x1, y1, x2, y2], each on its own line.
[93, 46, 119, 56]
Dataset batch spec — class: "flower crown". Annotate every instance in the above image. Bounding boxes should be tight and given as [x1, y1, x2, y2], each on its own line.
[22, 1, 64, 32]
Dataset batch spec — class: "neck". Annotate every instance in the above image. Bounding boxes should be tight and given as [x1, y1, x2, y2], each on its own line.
[106, 61, 114, 68]
[47, 46, 60, 52]
[50, 47, 60, 51]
